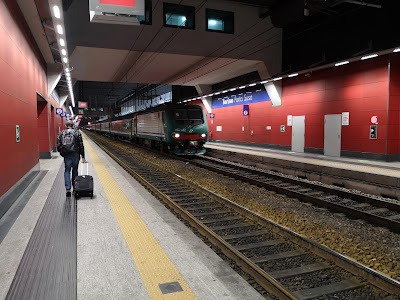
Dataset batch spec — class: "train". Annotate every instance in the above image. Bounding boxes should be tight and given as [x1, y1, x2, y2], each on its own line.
[86, 103, 209, 155]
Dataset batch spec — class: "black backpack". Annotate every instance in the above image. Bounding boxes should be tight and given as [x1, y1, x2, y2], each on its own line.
[60, 129, 77, 156]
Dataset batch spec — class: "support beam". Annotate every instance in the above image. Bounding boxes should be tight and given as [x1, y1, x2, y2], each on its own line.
[195, 85, 212, 113]
[264, 82, 282, 107]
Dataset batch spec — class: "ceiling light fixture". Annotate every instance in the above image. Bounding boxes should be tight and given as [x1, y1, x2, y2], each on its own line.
[53, 5, 61, 19]
[56, 25, 63, 35]
[334, 61, 349, 66]
[361, 54, 378, 60]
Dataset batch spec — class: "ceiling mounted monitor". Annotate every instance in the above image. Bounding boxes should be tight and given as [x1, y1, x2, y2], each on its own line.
[89, 0, 145, 25]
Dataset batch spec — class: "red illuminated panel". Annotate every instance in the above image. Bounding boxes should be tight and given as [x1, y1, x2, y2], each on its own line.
[99, 0, 136, 7]
[78, 101, 88, 108]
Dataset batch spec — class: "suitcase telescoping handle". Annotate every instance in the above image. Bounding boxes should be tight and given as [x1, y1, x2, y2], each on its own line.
[80, 162, 89, 176]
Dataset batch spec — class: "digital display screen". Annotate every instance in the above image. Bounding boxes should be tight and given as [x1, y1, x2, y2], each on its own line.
[99, 0, 136, 7]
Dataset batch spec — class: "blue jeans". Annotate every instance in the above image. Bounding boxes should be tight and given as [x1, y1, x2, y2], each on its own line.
[64, 152, 80, 190]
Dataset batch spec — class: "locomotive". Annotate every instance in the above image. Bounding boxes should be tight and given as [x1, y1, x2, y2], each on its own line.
[86, 103, 208, 155]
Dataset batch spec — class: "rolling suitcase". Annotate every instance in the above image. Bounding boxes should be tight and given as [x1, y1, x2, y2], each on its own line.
[74, 163, 93, 199]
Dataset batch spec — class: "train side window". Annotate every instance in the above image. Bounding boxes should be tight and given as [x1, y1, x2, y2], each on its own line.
[163, 2, 195, 29]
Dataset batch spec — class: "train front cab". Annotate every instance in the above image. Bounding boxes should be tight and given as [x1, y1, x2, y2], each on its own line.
[168, 105, 208, 155]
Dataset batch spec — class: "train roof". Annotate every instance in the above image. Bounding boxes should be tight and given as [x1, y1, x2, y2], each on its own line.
[90, 102, 203, 124]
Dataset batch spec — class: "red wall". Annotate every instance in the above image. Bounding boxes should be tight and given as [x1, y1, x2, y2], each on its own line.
[208, 56, 392, 156]
[0, 0, 48, 197]
[388, 55, 400, 155]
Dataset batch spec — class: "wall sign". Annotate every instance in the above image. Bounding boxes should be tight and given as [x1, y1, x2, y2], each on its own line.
[280, 125, 285, 132]
[212, 87, 270, 109]
[370, 125, 377, 139]
[371, 115, 378, 124]
[16, 125, 20, 142]
[243, 105, 249, 116]
[342, 112, 349, 126]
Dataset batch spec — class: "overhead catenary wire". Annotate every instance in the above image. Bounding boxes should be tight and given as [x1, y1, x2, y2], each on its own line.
[115, 1, 277, 99]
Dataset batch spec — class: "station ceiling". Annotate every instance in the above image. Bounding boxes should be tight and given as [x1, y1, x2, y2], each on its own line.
[17, 0, 397, 113]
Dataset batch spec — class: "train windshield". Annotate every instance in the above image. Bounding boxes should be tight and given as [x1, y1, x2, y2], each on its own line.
[174, 108, 204, 126]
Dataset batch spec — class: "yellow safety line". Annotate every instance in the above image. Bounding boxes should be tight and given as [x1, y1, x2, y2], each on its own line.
[84, 138, 197, 299]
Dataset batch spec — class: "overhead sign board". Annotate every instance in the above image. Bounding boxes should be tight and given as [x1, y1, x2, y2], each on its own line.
[89, 0, 144, 25]
[78, 101, 88, 108]
[99, 0, 136, 6]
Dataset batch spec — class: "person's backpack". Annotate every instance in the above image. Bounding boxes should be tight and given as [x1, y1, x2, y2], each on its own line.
[59, 129, 77, 156]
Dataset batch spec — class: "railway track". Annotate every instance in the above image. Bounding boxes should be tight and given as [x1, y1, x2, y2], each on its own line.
[87, 132, 400, 300]
[182, 156, 400, 234]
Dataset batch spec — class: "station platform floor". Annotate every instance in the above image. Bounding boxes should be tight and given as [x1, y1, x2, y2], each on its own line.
[0, 136, 266, 300]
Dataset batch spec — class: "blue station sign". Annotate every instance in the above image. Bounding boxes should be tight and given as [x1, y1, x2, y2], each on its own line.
[212, 86, 270, 109]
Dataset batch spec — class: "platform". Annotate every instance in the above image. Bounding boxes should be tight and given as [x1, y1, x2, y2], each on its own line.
[0, 135, 265, 300]
[205, 141, 400, 200]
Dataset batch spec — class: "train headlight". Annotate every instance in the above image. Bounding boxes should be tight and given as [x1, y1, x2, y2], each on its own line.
[172, 132, 180, 138]
[201, 133, 206, 138]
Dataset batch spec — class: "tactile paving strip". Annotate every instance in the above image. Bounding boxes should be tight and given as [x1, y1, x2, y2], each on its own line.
[84, 138, 197, 299]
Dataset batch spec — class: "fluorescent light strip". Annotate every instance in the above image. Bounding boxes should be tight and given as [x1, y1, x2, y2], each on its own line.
[361, 54, 378, 60]
[230, 88, 237, 91]
[239, 85, 246, 89]
[288, 73, 298, 77]
[53, 5, 61, 19]
[260, 80, 269, 84]
[61, 49, 67, 56]
[394, 48, 400, 53]
[63, 57, 68, 63]
[273, 77, 282, 81]
[249, 83, 256, 87]
[335, 61, 349, 66]
[56, 25, 63, 35]
[59, 38, 65, 46]
[69, 106, 74, 116]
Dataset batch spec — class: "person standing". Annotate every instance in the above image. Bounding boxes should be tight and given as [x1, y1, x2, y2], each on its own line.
[57, 120, 87, 196]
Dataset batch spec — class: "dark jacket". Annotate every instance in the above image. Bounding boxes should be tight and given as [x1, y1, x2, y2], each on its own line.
[57, 128, 85, 158]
